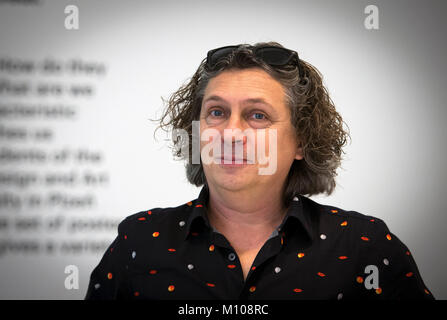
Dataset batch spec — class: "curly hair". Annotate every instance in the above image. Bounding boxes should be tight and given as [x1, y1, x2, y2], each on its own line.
[154, 41, 350, 205]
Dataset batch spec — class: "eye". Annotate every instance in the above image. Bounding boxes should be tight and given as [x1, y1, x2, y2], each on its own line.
[210, 109, 223, 117]
[208, 108, 225, 118]
[250, 112, 267, 121]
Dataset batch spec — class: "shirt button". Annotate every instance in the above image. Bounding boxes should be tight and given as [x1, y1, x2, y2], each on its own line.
[274, 267, 281, 273]
[383, 258, 389, 265]
[293, 196, 299, 201]
[179, 221, 185, 227]
[187, 264, 194, 270]
[320, 234, 327, 240]
[228, 253, 236, 261]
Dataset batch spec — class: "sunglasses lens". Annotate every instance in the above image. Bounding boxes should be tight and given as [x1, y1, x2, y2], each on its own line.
[208, 46, 238, 68]
[255, 47, 294, 65]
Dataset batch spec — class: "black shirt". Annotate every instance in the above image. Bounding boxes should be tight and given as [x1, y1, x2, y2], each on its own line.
[85, 185, 435, 300]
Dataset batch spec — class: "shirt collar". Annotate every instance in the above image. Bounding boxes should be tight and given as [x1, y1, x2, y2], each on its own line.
[183, 185, 314, 242]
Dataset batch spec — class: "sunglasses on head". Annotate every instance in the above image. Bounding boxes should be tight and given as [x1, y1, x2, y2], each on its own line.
[206, 45, 305, 79]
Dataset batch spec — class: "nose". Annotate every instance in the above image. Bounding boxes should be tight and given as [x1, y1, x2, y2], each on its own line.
[221, 113, 247, 146]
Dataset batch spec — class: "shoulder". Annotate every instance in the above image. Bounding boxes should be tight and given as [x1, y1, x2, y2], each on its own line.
[300, 195, 407, 255]
[301, 196, 435, 299]
[301, 195, 390, 234]
[114, 200, 196, 237]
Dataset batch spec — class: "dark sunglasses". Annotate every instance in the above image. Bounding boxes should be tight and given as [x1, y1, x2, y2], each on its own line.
[206, 45, 304, 79]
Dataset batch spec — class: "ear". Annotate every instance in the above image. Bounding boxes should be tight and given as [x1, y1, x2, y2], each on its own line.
[294, 143, 304, 160]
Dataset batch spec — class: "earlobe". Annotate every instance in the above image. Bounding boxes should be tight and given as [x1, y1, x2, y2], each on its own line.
[295, 145, 303, 160]
[295, 152, 303, 161]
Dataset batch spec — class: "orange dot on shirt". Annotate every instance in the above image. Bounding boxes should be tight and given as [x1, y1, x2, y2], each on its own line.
[249, 286, 256, 292]
[186, 201, 192, 206]
[331, 209, 338, 213]
[317, 272, 326, 277]
[338, 256, 348, 260]
[340, 221, 348, 226]
[152, 232, 159, 237]
[147, 210, 152, 215]
[168, 285, 175, 292]
[209, 245, 215, 251]
[386, 234, 392, 240]
[356, 276, 364, 283]
[424, 288, 430, 295]
[375, 287, 382, 294]
[406, 272, 414, 277]
[293, 288, 303, 293]
[138, 217, 146, 221]
[406, 251, 411, 256]
[361, 236, 370, 241]
[195, 204, 203, 207]
[107, 272, 113, 279]
[124, 235, 127, 240]
[168, 248, 176, 252]
[134, 291, 140, 297]
[149, 270, 157, 275]
[206, 283, 215, 287]
[227, 264, 236, 269]
[251, 266, 256, 271]
[297, 252, 305, 258]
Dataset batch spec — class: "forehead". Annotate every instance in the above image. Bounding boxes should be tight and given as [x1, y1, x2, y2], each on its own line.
[203, 68, 286, 106]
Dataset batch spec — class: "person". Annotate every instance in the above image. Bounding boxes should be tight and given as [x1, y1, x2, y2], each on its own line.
[85, 42, 435, 300]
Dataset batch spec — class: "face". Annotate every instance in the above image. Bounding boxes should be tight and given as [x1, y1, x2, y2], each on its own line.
[199, 67, 303, 194]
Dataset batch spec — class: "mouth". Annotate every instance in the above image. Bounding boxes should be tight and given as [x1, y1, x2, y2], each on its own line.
[215, 156, 254, 165]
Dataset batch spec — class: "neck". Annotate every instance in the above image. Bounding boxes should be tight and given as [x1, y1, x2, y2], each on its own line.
[206, 184, 288, 236]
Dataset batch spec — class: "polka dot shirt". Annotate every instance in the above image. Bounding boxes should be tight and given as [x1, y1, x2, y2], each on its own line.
[85, 186, 435, 300]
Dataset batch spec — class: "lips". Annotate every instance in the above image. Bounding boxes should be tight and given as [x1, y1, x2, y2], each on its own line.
[215, 155, 254, 164]
[221, 156, 246, 162]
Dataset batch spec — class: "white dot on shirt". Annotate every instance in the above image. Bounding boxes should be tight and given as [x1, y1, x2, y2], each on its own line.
[320, 234, 327, 240]
[179, 221, 185, 227]
[337, 292, 343, 300]
[94, 283, 100, 289]
[383, 258, 389, 265]
[131, 251, 136, 259]
[293, 196, 299, 201]
[187, 264, 194, 270]
[274, 267, 281, 273]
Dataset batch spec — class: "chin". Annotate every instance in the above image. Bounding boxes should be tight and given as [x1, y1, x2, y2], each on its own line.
[209, 174, 251, 192]
[204, 164, 259, 189]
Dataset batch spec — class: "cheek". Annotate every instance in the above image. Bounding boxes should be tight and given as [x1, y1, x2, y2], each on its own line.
[199, 124, 223, 163]
[273, 127, 298, 162]
[199, 121, 216, 146]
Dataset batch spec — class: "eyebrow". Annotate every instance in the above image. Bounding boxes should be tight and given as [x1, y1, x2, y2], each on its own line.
[203, 95, 276, 110]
